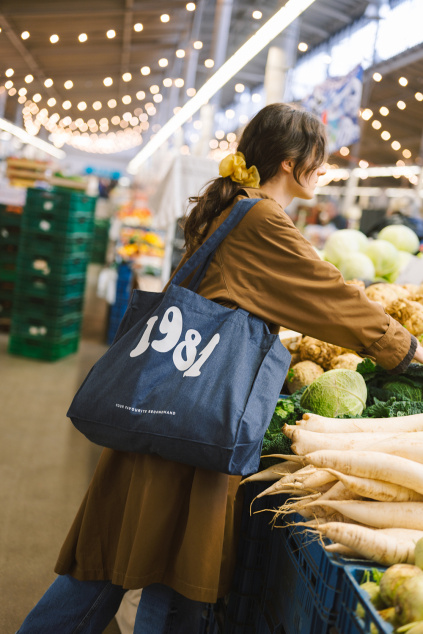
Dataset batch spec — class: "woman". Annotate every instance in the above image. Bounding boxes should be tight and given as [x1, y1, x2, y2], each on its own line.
[18, 103, 423, 633]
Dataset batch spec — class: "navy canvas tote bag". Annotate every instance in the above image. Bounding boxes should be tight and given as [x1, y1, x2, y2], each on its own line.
[67, 198, 291, 475]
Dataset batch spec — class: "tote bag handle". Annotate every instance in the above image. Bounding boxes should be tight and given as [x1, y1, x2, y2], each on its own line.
[171, 198, 260, 292]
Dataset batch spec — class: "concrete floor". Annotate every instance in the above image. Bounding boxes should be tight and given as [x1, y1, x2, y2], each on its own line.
[0, 266, 121, 634]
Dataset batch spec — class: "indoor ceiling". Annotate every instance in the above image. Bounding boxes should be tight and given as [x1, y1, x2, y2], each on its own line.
[0, 0, 420, 167]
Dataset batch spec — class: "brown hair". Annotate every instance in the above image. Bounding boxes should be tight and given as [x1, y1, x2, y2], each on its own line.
[183, 103, 327, 255]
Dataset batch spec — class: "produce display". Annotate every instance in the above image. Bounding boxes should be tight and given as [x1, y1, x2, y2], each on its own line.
[322, 226, 420, 283]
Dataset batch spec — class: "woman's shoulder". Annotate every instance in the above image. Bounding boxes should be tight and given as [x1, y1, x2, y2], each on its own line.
[234, 188, 295, 233]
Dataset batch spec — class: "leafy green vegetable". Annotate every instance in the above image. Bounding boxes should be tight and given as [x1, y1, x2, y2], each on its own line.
[382, 378, 422, 402]
[300, 369, 367, 417]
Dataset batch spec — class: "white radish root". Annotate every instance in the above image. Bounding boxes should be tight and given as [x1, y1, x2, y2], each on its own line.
[323, 468, 423, 502]
[305, 500, 423, 530]
[324, 543, 363, 558]
[303, 450, 423, 496]
[309, 522, 416, 566]
[240, 461, 301, 484]
[297, 412, 423, 434]
[288, 429, 423, 456]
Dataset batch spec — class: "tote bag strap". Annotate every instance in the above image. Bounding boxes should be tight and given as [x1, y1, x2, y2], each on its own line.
[171, 198, 261, 292]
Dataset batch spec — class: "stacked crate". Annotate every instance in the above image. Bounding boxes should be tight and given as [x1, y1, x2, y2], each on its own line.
[0, 205, 23, 321]
[8, 188, 96, 361]
[90, 218, 110, 264]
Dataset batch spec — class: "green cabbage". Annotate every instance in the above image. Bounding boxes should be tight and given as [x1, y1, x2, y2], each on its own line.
[378, 225, 420, 254]
[365, 239, 400, 278]
[339, 253, 375, 281]
[323, 229, 368, 267]
[300, 369, 367, 417]
[382, 378, 422, 402]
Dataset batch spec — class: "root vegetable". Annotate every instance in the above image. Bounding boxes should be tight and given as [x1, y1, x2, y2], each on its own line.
[299, 336, 344, 370]
[285, 427, 411, 455]
[240, 461, 301, 484]
[395, 575, 423, 625]
[379, 564, 423, 605]
[325, 543, 362, 558]
[309, 522, 416, 566]
[322, 469, 423, 502]
[303, 450, 423, 495]
[330, 353, 362, 371]
[306, 500, 423, 530]
[286, 360, 324, 394]
[296, 412, 423, 434]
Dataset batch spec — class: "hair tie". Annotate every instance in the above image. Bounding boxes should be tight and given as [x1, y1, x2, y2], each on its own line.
[218, 151, 260, 188]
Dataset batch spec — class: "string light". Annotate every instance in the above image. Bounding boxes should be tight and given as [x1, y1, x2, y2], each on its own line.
[141, 66, 150, 75]
[174, 78, 184, 87]
[204, 59, 214, 68]
[122, 72, 132, 82]
[193, 41, 203, 49]
[372, 120, 382, 130]
[186, 87, 196, 97]
[225, 109, 235, 118]
[403, 149, 412, 158]
[415, 92, 423, 102]
[391, 140, 401, 150]
[44, 78, 53, 87]
[64, 80, 73, 89]
[62, 100, 72, 110]
[25, 75, 34, 83]
[150, 85, 160, 94]
[134, 23, 143, 32]
[4, 81, 13, 90]
[103, 77, 113, 86]
[78, 33, 88, 42]
[33, 93, 42, 103]
[136, 91, 146, 100]
[122, 95, 132, 104]
[373, 72, 382, 82]
[381, 130, 391, 140]
[361, 108, 373, 120]
[359, 160, 369, 169]
[399, 77, 408, 86]
[235, 83, 245, 92]
[163, 78, 172, 87]
[252, 11, 263, 19]
[18, 88, 27, 96]
[176, 49, 185, 58]
[77, 101, 87, 111]
[379, 106, 389, 116]
[397, 100, 406, 110]
[160, 14, 170, 22]
[21, 31, 30, 40]
[108, 99, 117, 108]
[186, 3, 196, 10]
[158, 58, 168, 67]
[5, 68, 14, 77]
[339, 146, 349, 156]
[8, 88, 16, 96]
[47, 97, 56, 107]
[298, 42, 308, 51]
[93, 101, 102, 110]
[106, 30, 116, 38]
[153, 94, 163, 103]
[50, 34, 59, 44]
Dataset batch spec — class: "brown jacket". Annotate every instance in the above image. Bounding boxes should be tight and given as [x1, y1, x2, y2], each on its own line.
[55, 188, 416, 603]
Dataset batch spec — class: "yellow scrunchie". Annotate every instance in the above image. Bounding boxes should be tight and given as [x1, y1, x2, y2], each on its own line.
[218, 151, 260, 188]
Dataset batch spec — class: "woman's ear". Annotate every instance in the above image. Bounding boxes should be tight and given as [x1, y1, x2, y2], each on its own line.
[281, 159, 294, 174]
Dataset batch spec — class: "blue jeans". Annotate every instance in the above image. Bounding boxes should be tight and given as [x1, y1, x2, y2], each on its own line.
[17, 575, 209, 633]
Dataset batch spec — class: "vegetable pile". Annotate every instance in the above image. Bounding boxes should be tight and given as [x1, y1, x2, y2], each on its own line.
[322, 226, 420, 284]
[254, 360, 423, 571]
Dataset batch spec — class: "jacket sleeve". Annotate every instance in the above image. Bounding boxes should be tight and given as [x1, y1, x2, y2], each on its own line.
[219, 198, 417, 373]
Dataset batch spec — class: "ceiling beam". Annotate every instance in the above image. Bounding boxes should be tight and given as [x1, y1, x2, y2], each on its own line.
[313, 3, 352, 24]
[365, 43, 423, 78]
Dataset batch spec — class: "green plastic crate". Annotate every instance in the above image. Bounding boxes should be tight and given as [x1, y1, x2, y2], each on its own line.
[11, 312, 83, 340]
[16, 252, 90, 278]
[8, 333, 80, 361]
[18, 230, 93, 258]
[0, 296, 12, 318]
[21, 209, 94, 236]
[0, 264, 17, 282]
[13, 294, 84, 320]
[26, 188, 97, 214]
[0, 206, 23, 227]
[0, 225, 21, 246]
[13, 272, 86, 300]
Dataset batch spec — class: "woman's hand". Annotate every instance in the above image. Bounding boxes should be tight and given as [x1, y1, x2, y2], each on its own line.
[413, 342, 423, 364]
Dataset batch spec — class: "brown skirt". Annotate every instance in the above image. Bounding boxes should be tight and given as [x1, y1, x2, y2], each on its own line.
[55, 449, 244, 603]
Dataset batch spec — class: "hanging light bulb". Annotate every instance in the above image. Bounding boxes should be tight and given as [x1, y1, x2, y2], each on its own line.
[106, 29, 116, 38]
[78, 33, 88, 42]
[50, 34, 59, 44]
[134, 23, 143, 32]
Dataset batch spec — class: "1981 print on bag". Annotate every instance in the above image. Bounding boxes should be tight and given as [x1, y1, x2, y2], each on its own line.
[130, 305, 220, 376]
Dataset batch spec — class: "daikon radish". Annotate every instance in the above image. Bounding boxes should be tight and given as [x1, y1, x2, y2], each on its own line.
[287, 428, 423, 456]
[253, 466, 316, 498]
[297, 412, 423, 434]
[323, 469, 423, 502]
[304, 450, 423, 495]
[240, 461, 301, 484]
[306, 500, 423, 530]
[325, 543, 363, 558]
[318, 480, 362, 502]
[378, 528, 423, 542]
[310, 522, 416, 565]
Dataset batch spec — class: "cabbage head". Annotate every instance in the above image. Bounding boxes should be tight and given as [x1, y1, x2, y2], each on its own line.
[339, 253, 375, 281]
[300, 369, 367, 417]
[382, 378, 422, 402]
[365, 239, 400, 278]
[378, 225, 420, 254]
[323, 229, 368, 267]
